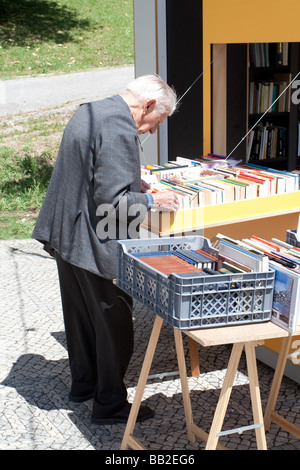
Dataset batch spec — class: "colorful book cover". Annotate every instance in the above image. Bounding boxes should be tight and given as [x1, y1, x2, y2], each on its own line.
[271, 262, 300, 333]
[272, 269, 294, 323]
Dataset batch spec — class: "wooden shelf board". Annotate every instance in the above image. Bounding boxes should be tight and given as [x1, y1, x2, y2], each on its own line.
[184, 322, 289, 348]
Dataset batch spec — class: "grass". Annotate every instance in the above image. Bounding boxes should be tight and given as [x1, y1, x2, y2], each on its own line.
[0, 109, 73, 239]
[0, 0, 134, 239]
[0, 145, 55, 239]
[0, 0, 134, 79]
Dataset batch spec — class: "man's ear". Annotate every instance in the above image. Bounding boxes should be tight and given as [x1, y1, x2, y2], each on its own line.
[145, 99, 156, 113]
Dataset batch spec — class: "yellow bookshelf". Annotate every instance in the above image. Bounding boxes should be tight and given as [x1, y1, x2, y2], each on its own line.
[202, 0, 300, 156]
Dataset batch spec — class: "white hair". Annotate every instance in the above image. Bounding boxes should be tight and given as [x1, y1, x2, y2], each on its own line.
[125, 75, 177, 116]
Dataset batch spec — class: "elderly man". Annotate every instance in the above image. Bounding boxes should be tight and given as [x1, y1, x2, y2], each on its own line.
[32, 75, 179, 425]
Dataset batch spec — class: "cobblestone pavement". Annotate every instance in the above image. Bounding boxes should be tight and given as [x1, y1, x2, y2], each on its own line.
[1, 239, 299, 451]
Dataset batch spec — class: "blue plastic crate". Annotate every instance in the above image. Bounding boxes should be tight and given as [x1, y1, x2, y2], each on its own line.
[116, 236, 275, 330]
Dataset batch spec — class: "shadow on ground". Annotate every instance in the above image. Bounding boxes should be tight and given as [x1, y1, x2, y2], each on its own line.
[0, 0, 97, 47]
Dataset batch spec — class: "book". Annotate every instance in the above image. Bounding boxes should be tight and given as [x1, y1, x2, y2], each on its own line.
[173, 249, 217, 269]
[201, 179, 235, 203]
[217, 254, 253, 272]
[270, 261, 300, 333]
[274, 73, 292, 112]
[218, 267, 233, 274]
[248, 73, 291, 114]
[270, 251, 300, 267]
[211, 233, 239, 250]
[193, 181, 223, 205]
[241, 238, 299, 270]
[238, 235, 300, 332]
[218, 239, 269, 271]
[144, 161, 299, 213]
[134, 252, 203, 275]
[250, 235, 281, 251]
[271, 238, 294, 249]
[245, 164, 299, 191]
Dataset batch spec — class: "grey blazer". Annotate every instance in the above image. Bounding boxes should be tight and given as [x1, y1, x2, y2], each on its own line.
[32, 95, 148, 279]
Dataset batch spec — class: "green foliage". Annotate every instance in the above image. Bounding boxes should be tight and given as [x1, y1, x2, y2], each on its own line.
[0, 147, 54, 238]
[0, 0, 134, 79]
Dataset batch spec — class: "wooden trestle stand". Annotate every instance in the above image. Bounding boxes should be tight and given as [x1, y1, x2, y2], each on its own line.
[121, 316, 289, 451]
[264, 329, 300, 440]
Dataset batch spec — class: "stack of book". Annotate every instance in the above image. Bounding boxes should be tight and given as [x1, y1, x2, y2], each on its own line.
[142, 158, 300, 209]
[141, 161, 200, 182]
[249, 73, 291, 114]
[249, 42, 289, 68]
[216, 235, 269, 272]
[134, 249, 218, 275]
[213, 233, 300, 333]
[135, 238, 269, 277]
[247, 123, 287, 161]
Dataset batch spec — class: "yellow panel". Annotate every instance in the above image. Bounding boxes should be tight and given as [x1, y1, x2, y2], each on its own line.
[203, 192, 300, 227]
[204, 212, 300, 241]
[143, 192, 300, 235]
[203, 0, 300, 44]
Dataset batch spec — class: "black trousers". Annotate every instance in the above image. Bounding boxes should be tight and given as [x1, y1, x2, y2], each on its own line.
[55, 252, 134, 418]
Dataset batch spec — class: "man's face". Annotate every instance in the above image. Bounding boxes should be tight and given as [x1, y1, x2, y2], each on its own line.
[137, 100, 168, 135]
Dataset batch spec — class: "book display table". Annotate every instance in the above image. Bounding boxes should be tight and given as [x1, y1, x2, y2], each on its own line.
[141, 193, 300, 379]
[264, 327, 300, 440]
[121, 318, 289, 450]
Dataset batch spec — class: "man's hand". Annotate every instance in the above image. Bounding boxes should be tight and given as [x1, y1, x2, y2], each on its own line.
[152, 191, 180, 212]
[141, 180, 151, 193]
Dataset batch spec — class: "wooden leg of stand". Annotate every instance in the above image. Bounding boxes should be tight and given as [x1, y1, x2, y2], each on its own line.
[174, 328, 195, 443]
[205, 343, 244, 450]
[188, 337, 200, 377]
[270, 412, 300, 439]
[121, 315, 163, 450]
[245, 342, 267, 450]
[264, 336, 293, 431]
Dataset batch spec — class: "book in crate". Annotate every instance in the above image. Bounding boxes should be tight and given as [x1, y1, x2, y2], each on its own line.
[213, 232, 300, 333]
[116, 236, 274, 330]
